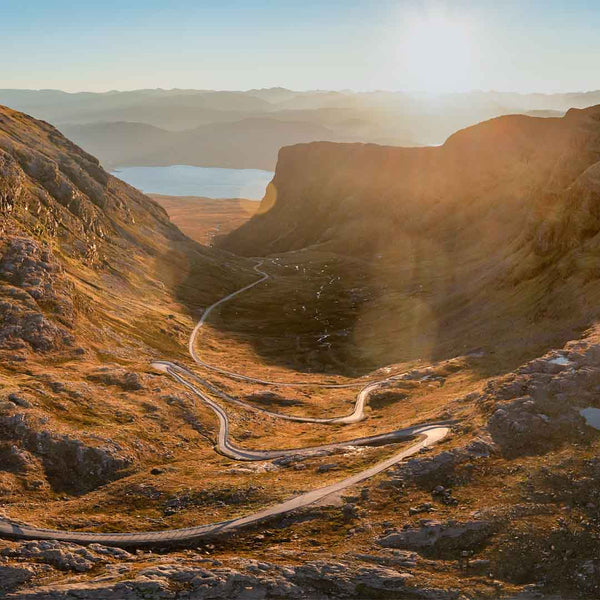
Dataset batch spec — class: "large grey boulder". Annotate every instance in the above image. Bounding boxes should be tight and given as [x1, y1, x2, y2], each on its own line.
[378, 519, 493, 556]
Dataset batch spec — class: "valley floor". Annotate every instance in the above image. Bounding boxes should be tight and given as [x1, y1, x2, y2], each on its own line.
[151, 195, 259, 246]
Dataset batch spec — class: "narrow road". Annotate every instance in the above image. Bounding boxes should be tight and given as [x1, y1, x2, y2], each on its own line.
[0, 425, 448, 547]
[0, 261, 453, 547]
[155, 359, 394, 426]
[153, 360, 453, 461]
[190, 261, 395, 390]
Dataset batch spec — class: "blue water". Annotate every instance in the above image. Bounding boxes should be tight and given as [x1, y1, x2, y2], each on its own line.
[112, 165, 273, 200]
[580, 407, 600, 430]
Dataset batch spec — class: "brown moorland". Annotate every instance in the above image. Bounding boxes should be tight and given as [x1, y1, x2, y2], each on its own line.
[151, 194, 259, 246]
[3, 106, 600, 598]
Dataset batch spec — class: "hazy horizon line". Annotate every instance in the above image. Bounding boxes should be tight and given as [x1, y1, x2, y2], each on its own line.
[3, 86, 600, 97]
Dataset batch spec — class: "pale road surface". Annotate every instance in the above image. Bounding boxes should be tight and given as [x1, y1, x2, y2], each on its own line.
[0, 261, 452, 547]
[152, 360, 453, 461]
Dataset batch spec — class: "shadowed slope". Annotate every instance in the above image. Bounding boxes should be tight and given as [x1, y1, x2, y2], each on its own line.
[213, 107, 600, 374]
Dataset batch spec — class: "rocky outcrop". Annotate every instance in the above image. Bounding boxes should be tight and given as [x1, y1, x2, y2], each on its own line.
[7, 559, 459, 599]
[0, 411, 132, 492]
[378, 519, 494, 557]
[0, 564, 38, 593]
[0, 443, 41, 475]
[0, 236, 74, 352]
[0, 237, 69, 307]
[0, 296, 73, 352]
[86, 368, 145, 391]
[382, 436, 496, 489]
[487, 395, 585, 457]
[1, 540, 102, 572]
[0, 540, 136, 596]
[480, 345, 600, 456]
[163, 485, 264, 515]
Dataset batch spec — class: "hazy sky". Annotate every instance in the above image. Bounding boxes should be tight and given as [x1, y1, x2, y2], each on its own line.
[2, 0, 600, 93]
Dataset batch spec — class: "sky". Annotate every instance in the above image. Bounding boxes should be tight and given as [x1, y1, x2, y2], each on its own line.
[2, 0, 600, 94]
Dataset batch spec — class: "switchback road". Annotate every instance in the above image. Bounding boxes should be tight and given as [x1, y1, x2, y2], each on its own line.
[0, 261, 452, 547]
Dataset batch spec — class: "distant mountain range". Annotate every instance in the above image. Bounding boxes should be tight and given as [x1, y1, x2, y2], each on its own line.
[59, 118, 343, 171]
[2, 88, 600, 171]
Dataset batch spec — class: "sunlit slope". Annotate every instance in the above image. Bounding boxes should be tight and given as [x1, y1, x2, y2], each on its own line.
[0, 104, 251, 496]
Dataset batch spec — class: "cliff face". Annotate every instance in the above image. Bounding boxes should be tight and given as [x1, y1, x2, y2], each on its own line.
[213, 106, 600, 374]
[219, 106, 600, 258]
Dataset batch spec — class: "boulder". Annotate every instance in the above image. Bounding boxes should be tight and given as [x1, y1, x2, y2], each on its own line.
[316, 463, 339, 473]
[1, 540, 101, 572]
[7, 393, 32, 408]
[378, 519, 494, 557]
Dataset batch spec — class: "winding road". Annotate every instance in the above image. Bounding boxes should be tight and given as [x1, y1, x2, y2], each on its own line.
[190, 261, 396, 391]
[153, 360, 452, 461]
[0, 260, 452, 547]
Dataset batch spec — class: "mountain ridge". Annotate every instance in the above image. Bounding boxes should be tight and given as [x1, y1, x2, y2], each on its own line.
[211, 105, 600, 374]
[220, 106, 600, 257]
[60, 117, 342, 170]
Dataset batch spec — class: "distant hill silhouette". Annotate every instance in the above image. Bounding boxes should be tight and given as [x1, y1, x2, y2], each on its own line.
[3, 88, 600, 170]
[60, 118, 347, 170]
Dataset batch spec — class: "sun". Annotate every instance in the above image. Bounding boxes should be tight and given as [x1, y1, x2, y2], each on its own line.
[398, 12, 476, 93]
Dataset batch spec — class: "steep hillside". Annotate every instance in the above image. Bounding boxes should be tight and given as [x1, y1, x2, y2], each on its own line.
[214, 106, 600, 373]
[0, 105, 251, 496]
